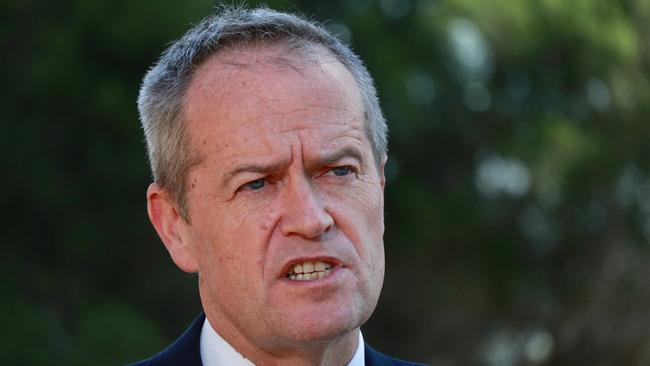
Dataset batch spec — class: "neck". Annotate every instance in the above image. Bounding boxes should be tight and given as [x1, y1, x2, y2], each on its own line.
[241, 332, 359, 366]
[202, 310, 359, 366]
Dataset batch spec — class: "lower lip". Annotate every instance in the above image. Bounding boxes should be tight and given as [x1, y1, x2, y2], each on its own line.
[280, 266, 345, 286]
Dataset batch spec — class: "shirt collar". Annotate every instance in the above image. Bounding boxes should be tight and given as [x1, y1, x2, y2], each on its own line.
[200, 317, 365, 366]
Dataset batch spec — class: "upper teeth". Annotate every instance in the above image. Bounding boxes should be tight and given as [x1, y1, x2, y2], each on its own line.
[287, 261, 333, 281]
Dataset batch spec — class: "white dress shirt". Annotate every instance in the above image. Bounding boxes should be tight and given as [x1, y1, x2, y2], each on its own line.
[200, 317, 365, 366]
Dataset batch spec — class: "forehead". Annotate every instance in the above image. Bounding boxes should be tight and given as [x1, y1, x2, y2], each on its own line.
[182, 44, 366, 154]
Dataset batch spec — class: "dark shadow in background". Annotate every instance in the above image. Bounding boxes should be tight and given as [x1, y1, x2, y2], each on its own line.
[2, 0, 650, 365]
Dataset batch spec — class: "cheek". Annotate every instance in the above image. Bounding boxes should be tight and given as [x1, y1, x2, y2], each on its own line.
[197, 231, 260, 299]
[212, 210, 274, 278]
[336, 182, 384, 231]
[190, 211, 263, 278]
[327, 182, 385, 254]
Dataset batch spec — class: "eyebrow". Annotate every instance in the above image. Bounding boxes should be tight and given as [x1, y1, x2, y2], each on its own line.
[222, 145, 365, 188]
[311, 145, 365, 169]
[223, 158, 291, 188]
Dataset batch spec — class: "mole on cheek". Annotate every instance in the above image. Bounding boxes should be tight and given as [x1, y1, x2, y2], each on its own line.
[260, 211, 278, 231]
[218, 255, 233, 265]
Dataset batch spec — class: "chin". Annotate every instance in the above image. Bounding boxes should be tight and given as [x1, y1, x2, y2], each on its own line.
[284, 321, 356, 345]
[277, 301, 371, 344]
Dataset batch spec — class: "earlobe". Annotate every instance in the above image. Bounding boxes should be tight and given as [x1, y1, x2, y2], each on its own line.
[147, 183, 199, 273]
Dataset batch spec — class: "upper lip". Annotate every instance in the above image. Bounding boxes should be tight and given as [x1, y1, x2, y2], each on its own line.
[279, 256, 343, 278]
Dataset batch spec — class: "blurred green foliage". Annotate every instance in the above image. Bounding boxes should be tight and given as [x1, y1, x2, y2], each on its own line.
[2, 0, 649, 365]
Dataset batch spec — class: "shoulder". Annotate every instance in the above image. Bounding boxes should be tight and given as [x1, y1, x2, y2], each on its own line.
[364, 343, 428, 366]
[126, 314, 205, 366]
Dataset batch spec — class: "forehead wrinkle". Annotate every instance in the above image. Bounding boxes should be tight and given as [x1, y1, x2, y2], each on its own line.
[267, 55, 306, 75]
[267, 120, 364, 140]
[255, 95, 359, 121]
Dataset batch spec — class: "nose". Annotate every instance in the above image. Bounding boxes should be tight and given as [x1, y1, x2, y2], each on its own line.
[279, 175, 333, 239]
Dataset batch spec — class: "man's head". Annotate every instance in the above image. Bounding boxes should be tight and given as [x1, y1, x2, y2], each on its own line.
[139, 6, 388, 363]
[138, 7, 387, 221]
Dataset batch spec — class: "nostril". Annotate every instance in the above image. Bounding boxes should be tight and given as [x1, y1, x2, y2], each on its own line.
[280, 207, 333, 238]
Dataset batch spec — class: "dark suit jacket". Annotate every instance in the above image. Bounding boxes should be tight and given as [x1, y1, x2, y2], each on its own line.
[127, 314, 426, 366]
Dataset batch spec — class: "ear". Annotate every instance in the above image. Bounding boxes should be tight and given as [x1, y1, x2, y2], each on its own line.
[379, 155, 387, 191]
[147, 183, 198, 273]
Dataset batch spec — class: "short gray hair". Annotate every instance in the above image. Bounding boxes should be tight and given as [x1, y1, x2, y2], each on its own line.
[138, 6, 387, 220]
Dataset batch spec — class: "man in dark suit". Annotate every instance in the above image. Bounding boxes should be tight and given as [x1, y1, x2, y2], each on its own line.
[130, 6, 425, 366]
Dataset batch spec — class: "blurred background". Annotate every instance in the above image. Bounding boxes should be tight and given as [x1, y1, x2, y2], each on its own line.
[2, 0, 650, 365]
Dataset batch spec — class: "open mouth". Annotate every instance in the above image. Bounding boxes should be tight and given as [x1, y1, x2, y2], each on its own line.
[285, 260, 336, 281]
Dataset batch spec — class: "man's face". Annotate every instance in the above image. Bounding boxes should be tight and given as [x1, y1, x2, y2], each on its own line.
[180, 47, 385, 350]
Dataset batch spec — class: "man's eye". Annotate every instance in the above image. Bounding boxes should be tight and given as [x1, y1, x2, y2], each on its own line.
[239, 178, 266, 192]
[329, 166, 356, 177]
